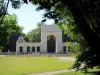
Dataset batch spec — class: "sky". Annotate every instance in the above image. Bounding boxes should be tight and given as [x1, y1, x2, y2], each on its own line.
[8, 2, 54, 34]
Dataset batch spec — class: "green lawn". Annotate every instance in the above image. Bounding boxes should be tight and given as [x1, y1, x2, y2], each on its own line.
[0, 56, 73, 75]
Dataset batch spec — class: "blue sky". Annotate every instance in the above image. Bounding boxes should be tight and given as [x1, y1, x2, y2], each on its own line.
[8, 2, 54, 34]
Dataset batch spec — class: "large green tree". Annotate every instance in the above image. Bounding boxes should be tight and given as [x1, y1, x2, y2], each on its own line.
[26, 22, 46, 42]
[8, 26, 25, 52]
[0, 14, 22, 52]
[26, 28, 41, 42]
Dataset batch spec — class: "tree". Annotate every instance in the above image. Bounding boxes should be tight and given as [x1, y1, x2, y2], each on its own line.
[0, 0, 10, 25]
[8, 26, 25, 52]
[26, 22, 45, 42]
[21, 0, 100, 73]
[0, 14, 22, 52]
[0, 0, 26, 52]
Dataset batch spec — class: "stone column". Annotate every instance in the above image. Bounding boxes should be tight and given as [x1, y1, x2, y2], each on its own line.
[66, 46, 68, 52]
[56, 34, 63, 53]
[40, 33, 47, 53]
[23, 45, 25, 53]
[35, 46, 37, 53]
[23, 43, 27, 53]
[56, 41, 63, 53]
[16, 45, 19, 54]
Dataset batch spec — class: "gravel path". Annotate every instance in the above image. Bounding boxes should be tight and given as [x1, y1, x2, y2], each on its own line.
[56, 57, 76, 62]
[27, 57, 76, 75]
[28, 69, 75, 75]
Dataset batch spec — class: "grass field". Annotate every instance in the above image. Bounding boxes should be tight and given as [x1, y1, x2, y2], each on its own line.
[0, 55, 73, 75]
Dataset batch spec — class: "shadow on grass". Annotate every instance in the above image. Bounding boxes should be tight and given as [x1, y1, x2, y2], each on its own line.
[86, 71, 100, 75]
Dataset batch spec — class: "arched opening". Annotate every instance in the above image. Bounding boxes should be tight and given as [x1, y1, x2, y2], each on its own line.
[27, 46, 30, 52]
[47, 35, 56, 53]
[63, 46, 66, 54]
[37, 46, 40, 52]
[19, 46, 23, 52]
[32, 46, 35, 52]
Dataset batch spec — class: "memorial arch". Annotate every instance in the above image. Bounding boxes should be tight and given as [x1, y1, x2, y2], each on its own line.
[16, 25, 68, 54]
[40, 25, 63, 53]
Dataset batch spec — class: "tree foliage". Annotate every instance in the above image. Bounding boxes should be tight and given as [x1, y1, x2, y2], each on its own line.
[26, 22, 45, 42]
[0, 14, 23, 51]
[0, 0, 10, 25]
[8, 26, 25, 52]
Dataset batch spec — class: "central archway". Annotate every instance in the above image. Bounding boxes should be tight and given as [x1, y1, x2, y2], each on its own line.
[47, 35, 56, 53]
[40, 25, 63, 53]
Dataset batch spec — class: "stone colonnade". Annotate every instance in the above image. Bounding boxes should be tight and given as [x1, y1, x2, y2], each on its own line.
[16, 40, 40, 53]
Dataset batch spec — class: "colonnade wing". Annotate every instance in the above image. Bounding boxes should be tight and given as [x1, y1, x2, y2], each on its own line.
[16, 42, 40, 53]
